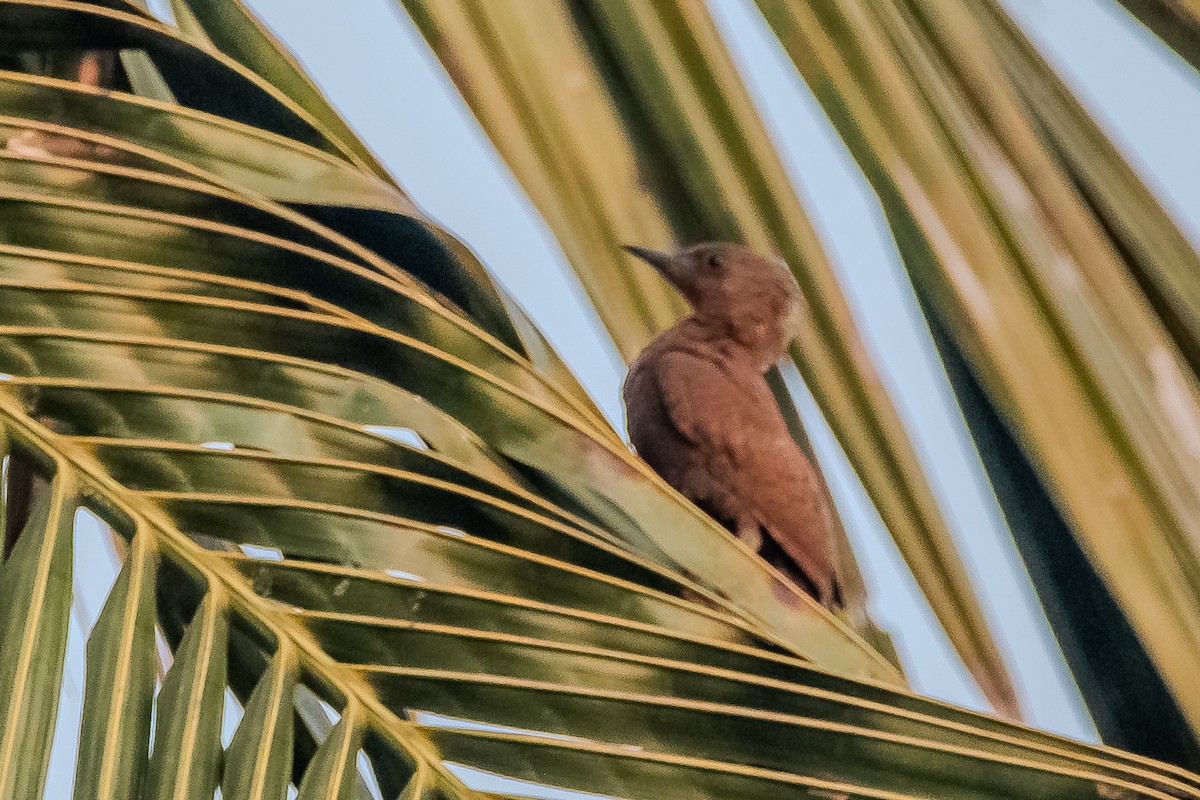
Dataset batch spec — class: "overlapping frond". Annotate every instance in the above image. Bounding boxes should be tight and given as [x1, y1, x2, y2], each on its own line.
[1, 0, 1198, 797]
[394, 0, 1024, 721]
[752, 0, 1200, 762]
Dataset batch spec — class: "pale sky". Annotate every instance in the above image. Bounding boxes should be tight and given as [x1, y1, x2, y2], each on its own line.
[135, 0, 1200, 748]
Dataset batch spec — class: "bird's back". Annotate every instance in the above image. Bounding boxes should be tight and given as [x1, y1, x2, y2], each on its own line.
[624, 325, 838, 605]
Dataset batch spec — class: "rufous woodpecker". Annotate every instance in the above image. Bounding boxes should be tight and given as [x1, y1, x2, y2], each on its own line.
[622, 242, 841, 609]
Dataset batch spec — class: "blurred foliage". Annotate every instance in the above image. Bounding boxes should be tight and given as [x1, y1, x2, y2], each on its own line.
[753, 0, 1200, 766]
[1112, 0, 1200, 71]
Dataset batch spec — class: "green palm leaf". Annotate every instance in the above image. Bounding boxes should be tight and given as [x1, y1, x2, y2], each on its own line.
[2, 0, 1199, 797]
[751, 0, 1200, 759]
[1111, 0, 1200, 71]
[395, 0, 1018, 718]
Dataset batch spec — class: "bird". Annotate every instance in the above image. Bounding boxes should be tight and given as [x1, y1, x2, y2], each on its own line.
[622, 242, 841, 609]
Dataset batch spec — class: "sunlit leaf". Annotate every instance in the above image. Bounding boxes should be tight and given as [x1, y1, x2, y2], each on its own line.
[751, 0, 1200, 761]
[396, 0, 1017, 718]
[1, 3, 1198, 798]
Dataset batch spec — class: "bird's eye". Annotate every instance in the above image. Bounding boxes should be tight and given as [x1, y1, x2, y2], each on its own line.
[706, 253, 723, 270]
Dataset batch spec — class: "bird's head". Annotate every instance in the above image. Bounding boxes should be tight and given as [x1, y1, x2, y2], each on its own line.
[624, 242, 804, 365]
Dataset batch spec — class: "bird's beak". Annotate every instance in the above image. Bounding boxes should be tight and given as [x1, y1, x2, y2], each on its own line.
[622, 245, 674, 275]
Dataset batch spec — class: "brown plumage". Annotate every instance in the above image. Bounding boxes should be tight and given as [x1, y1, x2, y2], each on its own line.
[4, 50, 124, 161]
[622, 242, 841, 608]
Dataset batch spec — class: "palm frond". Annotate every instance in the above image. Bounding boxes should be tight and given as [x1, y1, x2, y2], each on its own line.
[395, 0, 1019, 719]
[752, 0, 1200, 760]
[1111, 0, 1200, 72]
[2, 0, 1200, 797]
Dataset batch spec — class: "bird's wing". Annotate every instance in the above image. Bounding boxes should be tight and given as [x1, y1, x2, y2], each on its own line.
[653, 349, 752, 461]
[656, 350, 837, 604]
[747, 441, 838, 604]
